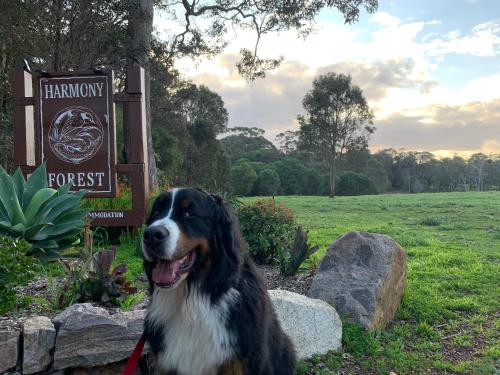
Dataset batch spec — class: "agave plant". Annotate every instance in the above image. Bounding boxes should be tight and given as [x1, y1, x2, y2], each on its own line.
[0, 163, 88, 261]
[279, 225, 320, 276]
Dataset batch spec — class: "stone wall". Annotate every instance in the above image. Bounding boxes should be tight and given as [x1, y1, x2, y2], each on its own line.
[0, 291, 342, 374]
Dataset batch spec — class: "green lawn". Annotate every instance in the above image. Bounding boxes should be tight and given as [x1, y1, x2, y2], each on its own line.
[242, 192, 499, 374]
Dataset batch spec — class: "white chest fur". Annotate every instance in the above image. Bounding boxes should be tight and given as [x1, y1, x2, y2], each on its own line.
[147, 284, 240, 375]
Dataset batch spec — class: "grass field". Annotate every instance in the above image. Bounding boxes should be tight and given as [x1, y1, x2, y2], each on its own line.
[242, 192, 499, 374]
[114, 191, 500, 374]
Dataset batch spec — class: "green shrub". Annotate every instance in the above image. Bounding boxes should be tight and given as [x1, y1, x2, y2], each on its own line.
[0, 163, 88, 261]
[336, 171, 378, 196]
[0, 236, 42, 314]
[279, 226, 320, 276]
[237, 199, 296, 264]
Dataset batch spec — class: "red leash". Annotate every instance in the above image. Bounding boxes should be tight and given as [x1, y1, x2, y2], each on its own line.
[122, 334, 146, 375]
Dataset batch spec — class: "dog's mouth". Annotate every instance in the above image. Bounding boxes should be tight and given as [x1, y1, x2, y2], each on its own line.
[152, 250, 197, 288]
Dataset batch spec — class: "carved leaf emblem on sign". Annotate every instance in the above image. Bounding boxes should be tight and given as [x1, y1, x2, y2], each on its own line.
[48, 106, 104, 164]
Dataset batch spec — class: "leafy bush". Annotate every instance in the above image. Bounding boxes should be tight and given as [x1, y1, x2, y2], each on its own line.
[336, 171, 378, 196]
[279, 226, 320, 276]
[0, 163, 88, 261]
[0, 237, 42, 314]
[237, 199, 295, 264]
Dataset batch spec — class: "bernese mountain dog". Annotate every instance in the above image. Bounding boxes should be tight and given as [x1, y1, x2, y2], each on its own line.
[142, 188, 297, 375]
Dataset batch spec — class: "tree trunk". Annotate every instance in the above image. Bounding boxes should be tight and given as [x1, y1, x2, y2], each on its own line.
[52, 0, 65, 70]
[328, 153, 336, 198]
[126, 0, 158, 190]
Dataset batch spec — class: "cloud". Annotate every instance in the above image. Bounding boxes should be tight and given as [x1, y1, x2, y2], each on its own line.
[423, 21, 500, 57]
[190, 57, 438, 140]
[191, 58, 313, 140]
[369, 11, 401, 27]
[371, 99, 500, 154]
[317, 59, 437, 101]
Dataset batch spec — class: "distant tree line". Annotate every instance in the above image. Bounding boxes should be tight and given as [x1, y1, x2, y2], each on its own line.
[221, 130, 500, 196]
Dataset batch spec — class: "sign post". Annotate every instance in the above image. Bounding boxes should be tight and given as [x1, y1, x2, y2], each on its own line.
[11, 66, 149, 227]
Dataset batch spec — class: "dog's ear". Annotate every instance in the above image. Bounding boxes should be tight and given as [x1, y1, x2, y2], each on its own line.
[212, 194, 243, 265]
[146, 192, 167, 226]
[207, 194, 243, 299]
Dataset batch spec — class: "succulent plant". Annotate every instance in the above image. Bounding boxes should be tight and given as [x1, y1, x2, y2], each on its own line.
[280, 225, 320, 276]
[0, 163, 88, 261]
[75, 247, 137, 304]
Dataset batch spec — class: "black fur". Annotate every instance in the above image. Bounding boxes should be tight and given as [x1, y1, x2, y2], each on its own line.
[142, 188, 297, 374]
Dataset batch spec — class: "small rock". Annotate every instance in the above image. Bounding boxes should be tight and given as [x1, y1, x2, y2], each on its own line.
[53, 304, 148, 370]
[23, 316, 56, 374]
[269, 289, 342, 359]
[308, 231, 406, 330]
[0, 329, 20, 373]
[52, 303, 108, 328]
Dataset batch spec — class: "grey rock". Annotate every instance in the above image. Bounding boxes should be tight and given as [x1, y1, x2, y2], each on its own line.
[269, 289, 342, 359]
[308, 231, 406, 330]
[52, 303, 108, 328]
[53, 304, 148, 370]
[23, 316, 56, 374]
[0, 329, 20, 373]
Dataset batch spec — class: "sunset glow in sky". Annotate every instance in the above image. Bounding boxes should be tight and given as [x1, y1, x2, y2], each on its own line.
[156, 0, 500, 157]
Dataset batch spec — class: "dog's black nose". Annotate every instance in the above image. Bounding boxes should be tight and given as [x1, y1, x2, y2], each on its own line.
[144, 226, 169, 244]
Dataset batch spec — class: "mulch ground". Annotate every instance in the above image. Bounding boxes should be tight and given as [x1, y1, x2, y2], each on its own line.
[257, 265, 315, 295]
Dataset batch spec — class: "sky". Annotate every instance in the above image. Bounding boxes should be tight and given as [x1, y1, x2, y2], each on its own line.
[155, 0, 500, 158]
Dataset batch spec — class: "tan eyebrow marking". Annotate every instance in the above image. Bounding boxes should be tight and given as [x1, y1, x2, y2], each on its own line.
[181, 199, 192, 208]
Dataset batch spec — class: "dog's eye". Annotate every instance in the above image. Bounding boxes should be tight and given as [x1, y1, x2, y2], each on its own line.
[183, 210, 194, 218]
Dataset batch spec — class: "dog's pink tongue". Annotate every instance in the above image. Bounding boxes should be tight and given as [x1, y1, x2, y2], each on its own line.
[152, 260, 182, 285]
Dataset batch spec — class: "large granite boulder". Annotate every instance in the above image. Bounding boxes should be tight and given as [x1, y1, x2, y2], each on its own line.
[269, 289, 342, 358]
[53, 304, 148, 370]
[0, 329, 20, 373]
[308, 231, 406, 330]
[23, 316, 56, 374]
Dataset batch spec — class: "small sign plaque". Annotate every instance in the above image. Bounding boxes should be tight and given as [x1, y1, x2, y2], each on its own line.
[37, 72, 116, 197]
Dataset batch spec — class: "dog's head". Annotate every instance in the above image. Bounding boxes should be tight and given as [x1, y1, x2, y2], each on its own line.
[142, 188, 243, 295]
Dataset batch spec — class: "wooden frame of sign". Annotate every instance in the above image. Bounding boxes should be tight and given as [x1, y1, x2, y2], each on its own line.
[11, 66, 149, 227]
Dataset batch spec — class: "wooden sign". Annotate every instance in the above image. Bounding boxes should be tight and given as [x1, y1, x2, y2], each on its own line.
[37, 72, 116, 196]
[11, 66, 149, 227]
